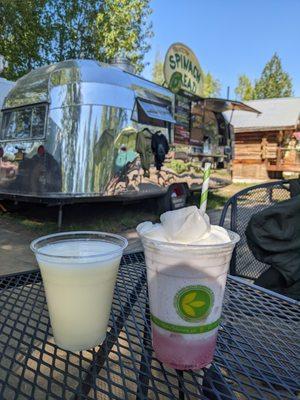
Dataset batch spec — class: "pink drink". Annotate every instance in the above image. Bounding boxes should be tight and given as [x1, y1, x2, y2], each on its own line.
[152, 326, 217, 370]
[138, 223, 239, 370]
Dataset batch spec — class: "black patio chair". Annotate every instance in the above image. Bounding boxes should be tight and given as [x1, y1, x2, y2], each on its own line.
[219, 180, 291, 280]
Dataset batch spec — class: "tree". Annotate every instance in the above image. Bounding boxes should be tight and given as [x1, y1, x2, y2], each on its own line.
[44, 0, 103, 63]
[254, 53, 293, 99]
[202, 72, 221, 97]
[235, 74, 254, 101]
[0, 0, 48, 80]
[95, 0, 152, 73]
[0, 0, 153, 80]
[152, 50, 164, 85]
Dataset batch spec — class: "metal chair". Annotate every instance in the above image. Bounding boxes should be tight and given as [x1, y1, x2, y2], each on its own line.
[219, 180, 291, 280]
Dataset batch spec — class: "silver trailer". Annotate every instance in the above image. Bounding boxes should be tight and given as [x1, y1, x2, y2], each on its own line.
[0, 60, 177, 201]
[0, 59, 256, 213]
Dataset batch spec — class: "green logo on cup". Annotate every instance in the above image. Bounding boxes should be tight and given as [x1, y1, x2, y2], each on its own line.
[175, 285, 214, 322]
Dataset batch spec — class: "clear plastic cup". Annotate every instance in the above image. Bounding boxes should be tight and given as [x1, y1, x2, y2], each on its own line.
[139, 229, 239, 370]
[31, 231, 127, 352]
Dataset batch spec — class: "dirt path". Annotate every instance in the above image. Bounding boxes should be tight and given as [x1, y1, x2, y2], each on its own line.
[0, 209, 222, 276]
[0, 219, 37, 275]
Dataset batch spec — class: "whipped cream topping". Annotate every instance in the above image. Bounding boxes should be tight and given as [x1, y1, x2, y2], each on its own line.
[137, 206, 230, 245]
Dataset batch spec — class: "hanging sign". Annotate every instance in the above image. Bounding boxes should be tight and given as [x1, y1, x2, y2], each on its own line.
[164, 43, 204, 97]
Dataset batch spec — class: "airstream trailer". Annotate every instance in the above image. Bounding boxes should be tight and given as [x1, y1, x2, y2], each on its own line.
[0, 59, 256, 213]
[0, 60, 176, 201]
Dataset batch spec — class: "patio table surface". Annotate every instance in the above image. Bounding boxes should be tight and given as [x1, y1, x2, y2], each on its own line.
[0, 252, 299, 399]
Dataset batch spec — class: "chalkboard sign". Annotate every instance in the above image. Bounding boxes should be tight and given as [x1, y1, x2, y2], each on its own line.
[174, 94, 191, 144]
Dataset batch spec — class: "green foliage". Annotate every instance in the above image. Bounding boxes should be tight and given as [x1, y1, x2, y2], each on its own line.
[165, 160, 201, 175]
[235, 74, 254, 101]
[203, 72, 221, 97]
[0, 0, 48, 80]
[44, 0, 103, 63]
[152, 50, 164, 85]
[95, 0, 153, 74]
[254, 53, 293, 99]
[0, 0, 153, 80]
[235, 54, 293, 100]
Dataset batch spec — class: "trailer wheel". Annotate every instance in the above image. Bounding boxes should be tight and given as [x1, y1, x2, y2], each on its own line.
[157, 183, 189, 214]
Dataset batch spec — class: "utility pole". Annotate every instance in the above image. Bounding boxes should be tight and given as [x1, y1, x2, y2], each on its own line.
[226, 86, 230, 100]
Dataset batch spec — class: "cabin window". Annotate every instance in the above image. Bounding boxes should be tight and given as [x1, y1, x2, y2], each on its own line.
[1, 104, 47, 140]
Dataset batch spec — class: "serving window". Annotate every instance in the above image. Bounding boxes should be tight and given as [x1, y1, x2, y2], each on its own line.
[131, 98, 176, 128]
[1, 103, 47, 140]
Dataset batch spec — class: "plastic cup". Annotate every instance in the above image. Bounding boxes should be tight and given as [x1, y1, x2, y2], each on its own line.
[139, 229, 239, 370]
[31, 231, 127, 352]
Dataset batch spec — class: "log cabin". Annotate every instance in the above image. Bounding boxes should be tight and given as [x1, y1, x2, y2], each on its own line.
[226, 98, 300, 180]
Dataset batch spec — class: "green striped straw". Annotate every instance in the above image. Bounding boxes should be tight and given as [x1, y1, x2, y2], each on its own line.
[200, 162, 211, 213]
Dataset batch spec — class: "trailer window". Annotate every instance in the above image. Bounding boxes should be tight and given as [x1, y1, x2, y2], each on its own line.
[32, 106, 46, 138]
[1, 104, 47, 140]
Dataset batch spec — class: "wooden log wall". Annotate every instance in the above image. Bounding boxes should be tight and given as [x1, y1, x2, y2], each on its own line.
[233, 130, 293, 180]
[234, 131, 278, 161]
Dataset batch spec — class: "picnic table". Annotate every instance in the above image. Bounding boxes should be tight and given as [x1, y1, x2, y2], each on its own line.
[0, 252, 299, 399]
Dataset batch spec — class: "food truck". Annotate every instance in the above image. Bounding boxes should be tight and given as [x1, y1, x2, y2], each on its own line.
[0, 46, 258, 216]
[162, 43, 259, 172]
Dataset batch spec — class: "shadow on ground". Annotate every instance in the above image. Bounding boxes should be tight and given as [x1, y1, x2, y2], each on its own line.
[0, 194, 226, 276]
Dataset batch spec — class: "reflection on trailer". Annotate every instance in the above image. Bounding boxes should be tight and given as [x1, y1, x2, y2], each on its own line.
[0, 59, 258, 209]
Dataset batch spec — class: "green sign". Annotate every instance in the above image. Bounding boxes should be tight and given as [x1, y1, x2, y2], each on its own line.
[164, 43, 204, 96]
[174, 285, 214, 322]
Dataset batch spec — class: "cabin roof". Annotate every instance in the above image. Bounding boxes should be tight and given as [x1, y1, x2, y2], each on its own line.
[3, 59, 173, 109]
[224, 97, 300, 132]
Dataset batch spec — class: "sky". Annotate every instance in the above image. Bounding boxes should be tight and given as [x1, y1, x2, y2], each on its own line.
[143, 0, 300, 98]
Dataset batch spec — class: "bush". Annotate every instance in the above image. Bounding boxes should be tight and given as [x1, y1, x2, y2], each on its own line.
[165, 160, 202, 174]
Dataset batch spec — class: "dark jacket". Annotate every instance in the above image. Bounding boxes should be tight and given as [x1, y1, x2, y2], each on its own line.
[151, 132, 169, 170]
[246, 194, 300, 300]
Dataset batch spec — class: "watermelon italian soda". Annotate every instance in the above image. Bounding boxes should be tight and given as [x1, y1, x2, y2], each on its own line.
[137, 206, 239, 370]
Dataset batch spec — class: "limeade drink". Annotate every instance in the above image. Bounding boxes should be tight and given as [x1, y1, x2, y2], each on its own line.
[31, 232, 127, 352]
[137, 207, 239, 370]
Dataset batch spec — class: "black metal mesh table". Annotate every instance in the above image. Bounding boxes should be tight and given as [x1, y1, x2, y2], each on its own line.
[0, 252, 299, 400]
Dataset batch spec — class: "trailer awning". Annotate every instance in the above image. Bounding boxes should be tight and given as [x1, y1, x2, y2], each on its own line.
[137, 99, 176, 123]
[203, 98, 261, 114]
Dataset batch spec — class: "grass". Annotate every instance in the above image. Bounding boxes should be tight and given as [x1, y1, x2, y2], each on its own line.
[0, 200, 159, 236]
[1, 212, 57, 235]
[0, 182, 259, 235]
[191, 182, 257, 211]
[189, 191, 228, 210]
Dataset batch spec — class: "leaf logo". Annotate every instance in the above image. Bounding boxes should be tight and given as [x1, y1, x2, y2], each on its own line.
[175, 286, 214, 322]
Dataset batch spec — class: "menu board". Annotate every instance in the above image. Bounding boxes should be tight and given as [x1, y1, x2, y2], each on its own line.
[174, 94, 191, 144]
